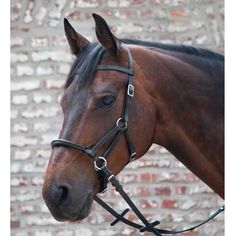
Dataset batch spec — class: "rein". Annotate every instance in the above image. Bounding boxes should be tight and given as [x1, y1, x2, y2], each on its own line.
[51, 47, 224, 235]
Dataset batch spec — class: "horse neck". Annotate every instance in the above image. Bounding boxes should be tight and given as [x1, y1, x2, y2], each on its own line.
[132, 46, 224, 198]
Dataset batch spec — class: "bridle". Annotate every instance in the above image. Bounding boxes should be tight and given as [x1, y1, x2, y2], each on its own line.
[51, 46, 224, 235]
[51, 47, 135, 193]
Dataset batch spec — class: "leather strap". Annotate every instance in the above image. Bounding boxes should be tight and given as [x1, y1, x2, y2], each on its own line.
[51, 139, 87, 154]
[95, 194, 224, 235]
[95, 166, 225, 235]
[97, 65, 134, 75]
[97, 48, 134, 76]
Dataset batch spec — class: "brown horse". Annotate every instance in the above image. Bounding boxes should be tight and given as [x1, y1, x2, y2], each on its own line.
[42, 14, 224, 223]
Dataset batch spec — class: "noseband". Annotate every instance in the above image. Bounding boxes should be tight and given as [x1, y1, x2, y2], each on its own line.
[51, 47, 224, 235]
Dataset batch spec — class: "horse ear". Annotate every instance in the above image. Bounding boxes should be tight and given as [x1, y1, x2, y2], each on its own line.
[92, 13, 120, 55]
[64, 18, 90, 55]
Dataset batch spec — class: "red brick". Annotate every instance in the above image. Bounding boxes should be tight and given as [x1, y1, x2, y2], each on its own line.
[155, 187, 171, 195]
[170, 8, 186, 17]
[175, 186, 187, 194]
[11, 220, 20, 228]
[183, 172, 199, 182]
[140, 173, 158, 182]
[140, 199, 159, 209]
[120, 174, 137, 183]
[127, 213, 138, 222]
[137, 187, 151, 197]
[162, 199, 177, 208]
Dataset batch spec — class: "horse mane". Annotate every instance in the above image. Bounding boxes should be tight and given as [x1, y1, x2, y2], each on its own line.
[65, 38, 223, 89]
[121, 38, 224, 61]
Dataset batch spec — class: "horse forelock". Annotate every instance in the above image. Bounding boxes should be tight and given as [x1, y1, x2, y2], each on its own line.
[65, 42, 104, 89]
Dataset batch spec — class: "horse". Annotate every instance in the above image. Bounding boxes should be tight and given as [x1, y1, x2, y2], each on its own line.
[42, 13, 224, 226]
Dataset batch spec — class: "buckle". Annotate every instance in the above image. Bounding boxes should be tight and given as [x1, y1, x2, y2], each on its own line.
[100, 187, 107, 194]
[94, 156, 107, 171]
[116, 118, 127, 130]
[127, 84, 134, 97]
[130, 152, 136, 162]
[108, 174, 114, 181]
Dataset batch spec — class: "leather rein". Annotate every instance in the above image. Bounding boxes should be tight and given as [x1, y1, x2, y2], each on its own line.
[51, 47, 224, 235]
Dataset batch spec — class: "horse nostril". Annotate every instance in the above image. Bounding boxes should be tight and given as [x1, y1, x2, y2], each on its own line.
[54, 184, 70, 206]
[59, 185, 69, 204]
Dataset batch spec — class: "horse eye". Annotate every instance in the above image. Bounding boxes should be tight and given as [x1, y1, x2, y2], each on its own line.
[101, 95, 116, 106]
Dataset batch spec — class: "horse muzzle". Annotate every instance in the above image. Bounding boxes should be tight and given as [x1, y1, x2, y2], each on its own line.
[42, 181, 94, 221]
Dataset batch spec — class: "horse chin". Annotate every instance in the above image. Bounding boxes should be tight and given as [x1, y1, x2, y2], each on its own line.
[48, 193, 94, 222]
[71, 195, 94, 221]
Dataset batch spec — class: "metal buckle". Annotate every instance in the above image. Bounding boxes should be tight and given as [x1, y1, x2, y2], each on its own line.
[220, 206, 225, 211]
[100, 187, 108, 194]
[94, 156, 107, 171]
[130, 152, 136, 162]
[116, 118, 127, 130]
[108, 174, 114, 182]
[127, 84, 134, 97]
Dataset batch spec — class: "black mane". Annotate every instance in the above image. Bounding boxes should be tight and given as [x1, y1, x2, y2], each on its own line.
[65, 38, 224, 88]
[122, 38, 224, 61]
[65, 42, 103, 88]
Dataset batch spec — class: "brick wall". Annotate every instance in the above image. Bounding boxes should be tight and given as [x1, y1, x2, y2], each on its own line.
[11, 0, 224, 236]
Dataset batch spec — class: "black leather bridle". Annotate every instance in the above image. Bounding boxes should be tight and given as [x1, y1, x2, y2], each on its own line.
[51, 47, 136, 193]
[51, 47, 224, 235]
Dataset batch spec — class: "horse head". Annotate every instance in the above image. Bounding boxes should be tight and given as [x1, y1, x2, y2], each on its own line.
[42, 14, 157, 221]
